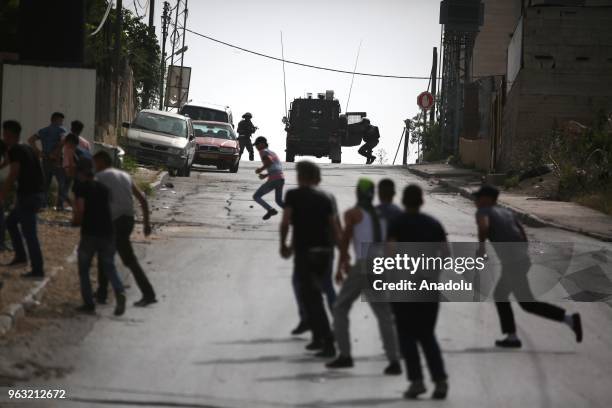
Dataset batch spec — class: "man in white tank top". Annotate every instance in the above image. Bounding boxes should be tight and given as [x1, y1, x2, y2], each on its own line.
[326, 178, 401, 375]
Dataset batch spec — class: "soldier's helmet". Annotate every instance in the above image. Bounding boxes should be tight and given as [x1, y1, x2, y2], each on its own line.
[242, 112, 253, 119]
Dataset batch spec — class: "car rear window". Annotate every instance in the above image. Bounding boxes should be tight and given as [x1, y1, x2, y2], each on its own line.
[193, 123, 235, 140]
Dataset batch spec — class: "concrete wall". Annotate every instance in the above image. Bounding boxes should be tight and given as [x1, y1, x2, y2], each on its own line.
[459, 136, 492, 170]
[472, 0, 522, 78]
[500, 5, 612, 171]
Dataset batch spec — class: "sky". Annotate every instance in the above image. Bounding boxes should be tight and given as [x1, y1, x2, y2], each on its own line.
[129, 0, 442, 164]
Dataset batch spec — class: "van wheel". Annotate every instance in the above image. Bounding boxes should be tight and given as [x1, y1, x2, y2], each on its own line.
[331, 158, 341, 164]
[229, 162, 240, 173]
[286, 151, 295, 162]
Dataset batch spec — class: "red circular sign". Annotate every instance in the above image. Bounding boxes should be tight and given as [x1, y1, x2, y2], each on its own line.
[417, 91, 434, 110]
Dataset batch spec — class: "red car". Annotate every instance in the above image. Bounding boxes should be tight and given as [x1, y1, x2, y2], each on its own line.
[192, 120, 240, 172]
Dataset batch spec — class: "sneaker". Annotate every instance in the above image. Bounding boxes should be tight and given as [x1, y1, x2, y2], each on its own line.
[495, 337, 522, 348]
[75, 304, 96, 314]
[572, 313, 583, 343]
[326, 355, 354, 369]
[21, 271, 44, 280]
[134, 297, 158, 307]
[6, 258, 27, 267]
[403, 381, 427, 399]
[432, 380, 449, 400]
[114, 293, 126, 316]
[367, 156, 376, 165]
[262, 209, 278, 220]
[291, 321, 310, 335]
[314, 343, 336, 358]
[383, 360, 402, 376]
[305, 339, 324, 351]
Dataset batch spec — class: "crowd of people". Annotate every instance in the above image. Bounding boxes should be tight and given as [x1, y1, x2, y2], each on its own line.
[266, 159, 584, 400]
[1, 114, 156, 317]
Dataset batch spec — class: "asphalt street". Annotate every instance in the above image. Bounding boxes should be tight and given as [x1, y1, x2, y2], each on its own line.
[16, 162, 612, 407]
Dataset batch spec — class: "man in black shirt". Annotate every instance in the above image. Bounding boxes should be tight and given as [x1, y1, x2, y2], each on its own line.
[0, 120, 45, 278]
[72, 157, 126, 316]
[387, 184, 448, 400]
[357, 118, 380, 165]
[280, 161, 340, 358]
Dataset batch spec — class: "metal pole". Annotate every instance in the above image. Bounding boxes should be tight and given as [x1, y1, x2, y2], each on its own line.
[392, 128, 405, 165]
[148, 0, 155, 31]
[177, 0, 188, 108]
[159, 1, 169, 110]
[403, 120, 410, 165]
[430, 47, 438, 123]
[280, 31, 288, 118]
[114, 0, 123, 131]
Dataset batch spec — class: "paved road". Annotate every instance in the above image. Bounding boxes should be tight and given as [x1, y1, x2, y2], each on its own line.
[18, 162, 612, 407]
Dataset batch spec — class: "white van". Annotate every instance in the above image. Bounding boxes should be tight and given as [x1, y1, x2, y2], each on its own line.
[179, 102, 234, 127]
[122, 109, 196, 177]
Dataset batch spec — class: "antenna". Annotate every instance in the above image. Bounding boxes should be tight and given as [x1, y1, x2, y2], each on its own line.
[345, 39, 362, 113]
[280, 31, 288, 118]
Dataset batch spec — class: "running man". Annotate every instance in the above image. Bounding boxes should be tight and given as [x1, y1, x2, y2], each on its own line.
[253, 136, 284, 220]
[474, 184, 582, 348]
[327, 178, 401, 375]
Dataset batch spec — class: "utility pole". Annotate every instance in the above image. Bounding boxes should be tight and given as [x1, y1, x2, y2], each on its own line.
[177, 0, 188, 107]
[403, 119, 410, 165]
[148, 0, 155, 31]
[159, 1, 170, 110]
[430, 47, 438, 123]
[114, 0, 123, 132]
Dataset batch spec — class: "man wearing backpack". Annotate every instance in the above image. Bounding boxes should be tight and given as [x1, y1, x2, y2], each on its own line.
[357, 118, 380, 165]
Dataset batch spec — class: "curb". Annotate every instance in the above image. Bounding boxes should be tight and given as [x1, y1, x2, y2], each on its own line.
[0, 267, 60, 337]
[407, 167, 612, 242]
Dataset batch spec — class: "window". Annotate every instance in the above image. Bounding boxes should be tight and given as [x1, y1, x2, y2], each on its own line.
[193, 123, 236, 140]
[132, 112, 187, 138]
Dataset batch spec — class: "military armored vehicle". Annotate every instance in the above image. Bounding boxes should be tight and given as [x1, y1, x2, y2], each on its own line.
[283, 91, 370, 163]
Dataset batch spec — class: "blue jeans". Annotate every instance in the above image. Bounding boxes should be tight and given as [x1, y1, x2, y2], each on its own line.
[7, 194, 44, 275]
[42, 158, 66, 208]
[292, 251, 336, 322]
[253, 178, 284, 211]
[78, 235, 124, 307]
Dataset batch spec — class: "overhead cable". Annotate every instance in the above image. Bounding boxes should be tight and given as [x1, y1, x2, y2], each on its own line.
[185, 28, 435, 80]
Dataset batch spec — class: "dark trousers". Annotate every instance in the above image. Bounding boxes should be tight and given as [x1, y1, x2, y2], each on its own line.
[357, 141, 378, 159]
[392, 302, 447, 383]
[7, 194, 44, 276]
[292, 253, 336, 321]
[42, 158, 66, 208]
[294, 249, 334, 343]
[238, 136, 254, 160]
[78, 235, 124, 307]
[494, 260, 565, 334]
[98, 216, 156, 301]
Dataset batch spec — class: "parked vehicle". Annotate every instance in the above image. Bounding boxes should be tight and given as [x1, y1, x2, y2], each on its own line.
[192, 120, 240, 173]
[122, 109, 196, 177]
[179, 102, 234, 127]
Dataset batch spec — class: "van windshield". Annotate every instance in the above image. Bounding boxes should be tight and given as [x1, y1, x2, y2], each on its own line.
[132, 112, 187, 138]
[181, 106, 229, 123]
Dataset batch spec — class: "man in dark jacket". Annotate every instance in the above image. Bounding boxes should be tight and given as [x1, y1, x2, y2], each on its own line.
[237, 112, 257, 161]
[357, 118, 380, 165]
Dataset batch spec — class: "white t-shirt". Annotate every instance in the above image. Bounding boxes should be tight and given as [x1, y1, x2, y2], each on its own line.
[95, 168, 134, 220]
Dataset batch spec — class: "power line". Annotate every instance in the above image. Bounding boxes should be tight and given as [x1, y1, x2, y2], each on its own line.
[184, 28, 435, 80]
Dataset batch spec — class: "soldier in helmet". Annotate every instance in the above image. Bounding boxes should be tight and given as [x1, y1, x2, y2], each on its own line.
[357, 118, 380, 165]
[237, 112, 258, 161]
